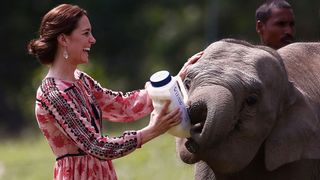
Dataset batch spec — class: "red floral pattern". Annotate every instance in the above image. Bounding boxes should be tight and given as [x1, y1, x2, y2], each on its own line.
[35, 70, 153, 180]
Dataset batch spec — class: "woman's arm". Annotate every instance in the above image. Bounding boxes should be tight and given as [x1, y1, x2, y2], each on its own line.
[82, 73, 153, 122]
[40, 87, 143, 160]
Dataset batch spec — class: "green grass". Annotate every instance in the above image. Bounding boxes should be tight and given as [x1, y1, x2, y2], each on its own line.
[0, 134, 194, 180]
[0, 137, 55, 180]
[113, 134, 194, 180]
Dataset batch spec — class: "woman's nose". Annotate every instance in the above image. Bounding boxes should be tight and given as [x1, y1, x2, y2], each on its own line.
[90, 35, 96, 44]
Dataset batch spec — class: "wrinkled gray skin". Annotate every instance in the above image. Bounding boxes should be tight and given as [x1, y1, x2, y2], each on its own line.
[176, 39, 320, 180]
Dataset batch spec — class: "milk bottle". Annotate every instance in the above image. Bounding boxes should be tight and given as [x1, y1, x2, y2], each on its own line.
[147, 70, 191, 138]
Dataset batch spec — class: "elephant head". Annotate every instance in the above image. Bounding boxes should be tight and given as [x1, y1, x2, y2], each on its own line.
[176, 39, 320, 175]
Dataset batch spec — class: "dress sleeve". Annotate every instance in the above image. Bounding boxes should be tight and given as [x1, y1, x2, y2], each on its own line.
[86, 74, 153, 122]
[41, 87, 143, 160]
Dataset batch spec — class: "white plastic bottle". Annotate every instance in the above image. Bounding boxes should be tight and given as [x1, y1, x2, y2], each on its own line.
[147, 70, 191, 138]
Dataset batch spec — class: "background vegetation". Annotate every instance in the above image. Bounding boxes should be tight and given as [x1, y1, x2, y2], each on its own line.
[0, 0, 319, 179]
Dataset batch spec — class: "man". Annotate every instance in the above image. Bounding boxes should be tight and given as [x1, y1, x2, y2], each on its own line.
[255, 0, 295, 49]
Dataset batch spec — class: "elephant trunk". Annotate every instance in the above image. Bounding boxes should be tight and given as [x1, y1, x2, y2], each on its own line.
[178, 85, 235, 164]
[189, 85, 235, 149]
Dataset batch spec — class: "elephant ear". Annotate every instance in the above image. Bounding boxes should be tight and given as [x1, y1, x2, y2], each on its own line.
[265, 83, 320, 171]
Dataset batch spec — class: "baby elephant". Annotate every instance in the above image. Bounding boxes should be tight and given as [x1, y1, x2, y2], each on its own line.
[176, 39, 320, 180]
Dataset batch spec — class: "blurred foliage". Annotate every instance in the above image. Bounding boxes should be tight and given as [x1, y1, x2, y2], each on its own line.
[0, 0, 319, 138]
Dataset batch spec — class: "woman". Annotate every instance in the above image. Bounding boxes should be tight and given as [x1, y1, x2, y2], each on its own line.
[27, 4, 202, 180]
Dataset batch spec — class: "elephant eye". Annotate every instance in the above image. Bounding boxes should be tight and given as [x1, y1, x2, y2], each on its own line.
[246, 94, 258, 106]
[184, 79, 191, 91]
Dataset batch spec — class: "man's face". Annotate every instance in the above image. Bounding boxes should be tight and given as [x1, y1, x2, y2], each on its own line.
[257, 7, 295, 49]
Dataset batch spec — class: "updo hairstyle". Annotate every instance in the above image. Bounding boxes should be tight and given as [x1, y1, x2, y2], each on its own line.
[27, 4, 87, 64]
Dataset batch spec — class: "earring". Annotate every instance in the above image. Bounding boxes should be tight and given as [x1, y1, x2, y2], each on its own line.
[63, 48, 69, 60]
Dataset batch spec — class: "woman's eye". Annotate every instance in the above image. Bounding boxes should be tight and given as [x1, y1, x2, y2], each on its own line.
[246, 94, 258, 106]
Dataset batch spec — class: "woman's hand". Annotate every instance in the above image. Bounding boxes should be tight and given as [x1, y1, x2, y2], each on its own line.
[178, 51, 204, 80]
[138, 101, 181, 145]
[148, 101, 181, 135]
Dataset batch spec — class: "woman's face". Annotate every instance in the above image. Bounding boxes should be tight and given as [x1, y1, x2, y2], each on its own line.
[65, 15, 96, 65]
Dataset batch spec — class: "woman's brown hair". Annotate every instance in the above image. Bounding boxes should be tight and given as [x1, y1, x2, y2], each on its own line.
[27, 4, 87, 64]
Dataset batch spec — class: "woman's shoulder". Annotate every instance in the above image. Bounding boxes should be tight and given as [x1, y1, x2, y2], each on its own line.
[37, 77, 74, 98]
[76, 69, 102, 89]
[76, 69, 96, 82]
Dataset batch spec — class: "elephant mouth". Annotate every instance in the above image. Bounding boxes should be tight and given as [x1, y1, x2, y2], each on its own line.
[176, 100, 207, 164]
[184, 101, 207, 156]
[188, 100, 207, 135]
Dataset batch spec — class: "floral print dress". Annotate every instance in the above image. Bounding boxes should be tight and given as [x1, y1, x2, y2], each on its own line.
[35, 70, 153, 180]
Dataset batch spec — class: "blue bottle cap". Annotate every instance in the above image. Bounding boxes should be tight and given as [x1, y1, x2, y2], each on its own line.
[150, 70, 172, 87]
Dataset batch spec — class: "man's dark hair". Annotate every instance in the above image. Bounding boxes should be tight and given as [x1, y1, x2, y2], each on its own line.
[255, 0, 292, 23]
